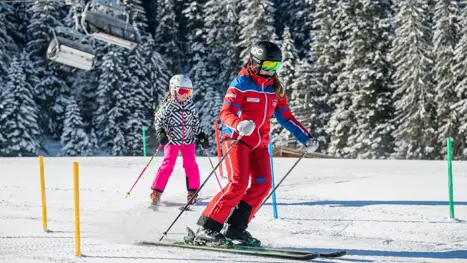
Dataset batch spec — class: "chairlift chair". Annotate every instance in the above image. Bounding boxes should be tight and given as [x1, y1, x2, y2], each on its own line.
[81, 0, 140, 50]
[46, 26, 96, 71]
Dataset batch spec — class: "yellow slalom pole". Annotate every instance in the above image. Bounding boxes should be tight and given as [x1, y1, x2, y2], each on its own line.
[39, 156, 48, 232]
[73, 162, 81, 257]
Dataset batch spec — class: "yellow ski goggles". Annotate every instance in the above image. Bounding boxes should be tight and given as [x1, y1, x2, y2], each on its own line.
[261, 60, 281, 72]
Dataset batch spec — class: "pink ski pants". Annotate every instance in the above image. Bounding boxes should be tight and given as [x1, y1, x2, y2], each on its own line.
[151, 143, 200, 192]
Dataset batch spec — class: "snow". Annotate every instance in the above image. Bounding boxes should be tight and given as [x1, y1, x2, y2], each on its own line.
[1, 157, 467, 262]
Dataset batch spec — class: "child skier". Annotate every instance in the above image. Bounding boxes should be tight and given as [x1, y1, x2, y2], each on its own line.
[150, 74, 209, 207]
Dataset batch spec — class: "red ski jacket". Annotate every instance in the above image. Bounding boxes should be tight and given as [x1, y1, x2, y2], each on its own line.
[220, 67, 311, 149]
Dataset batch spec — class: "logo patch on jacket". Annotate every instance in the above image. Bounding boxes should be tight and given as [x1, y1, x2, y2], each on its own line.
[272, 99, 278, 107]
[247, 97, 260, 103]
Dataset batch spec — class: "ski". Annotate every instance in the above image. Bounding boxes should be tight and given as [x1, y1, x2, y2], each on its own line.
[149, 198, 204, 211]
[233, 244, 347, 258]
[184, 226, 345, 258]
[178, 205, 196, 211]
[179, 198, 204, 211]
[138, 241, 319, 260]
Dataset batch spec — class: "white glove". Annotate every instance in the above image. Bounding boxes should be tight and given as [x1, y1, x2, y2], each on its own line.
[305, 137, 319, 153]
[236, 120, 255, 136]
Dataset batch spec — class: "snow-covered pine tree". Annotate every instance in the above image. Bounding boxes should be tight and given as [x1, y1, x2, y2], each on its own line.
[344, 0, 394, 159]
[144, 0, 158, 34]
[26, 0, 70, 139]
[0, 3, 15, 83]
[190, 59, 208, 106]
[274, 0, 314, 59]
[26, 0, 63, 57]
[183, 0, 209, 104]
[0, 51, 40, 157]
[94, 47, 130, 156]
[278, 27, 297, 96]
[433, 0, 462, 158]
[452, 3, 467, 158]
[391, 0, 438, 159]
[5, 1, 29, 46]
[127, 0, 148, 30]
[326, 0, 356, 157]
[181, 0, 205, 72]
[291, 57, 323, 150]
[312, 0, 348, 155]
[60, 96, 92, 156]
[194, 62, 222, 155]
[154, 0, 179, 73]
[115, 2, 155, 156]
[124, 37, 153, 156]
[143, 37, 171, 118]
[73, 70, 97, 133]
[204, 0, 241, 89]
[238, 0, 276, 61]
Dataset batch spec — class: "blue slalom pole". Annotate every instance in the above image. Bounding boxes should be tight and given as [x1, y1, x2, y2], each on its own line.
[268, 136, 278, 219]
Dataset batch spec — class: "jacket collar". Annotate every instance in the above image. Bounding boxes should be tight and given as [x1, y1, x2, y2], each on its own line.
[238, 67, 274, 88]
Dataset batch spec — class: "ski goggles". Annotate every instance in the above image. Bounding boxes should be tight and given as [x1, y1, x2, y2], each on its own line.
[175, 87, 193, 96]
[261, 60, 281, 72]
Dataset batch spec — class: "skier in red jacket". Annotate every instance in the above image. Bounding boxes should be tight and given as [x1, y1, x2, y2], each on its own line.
[194, 41, 319, 247]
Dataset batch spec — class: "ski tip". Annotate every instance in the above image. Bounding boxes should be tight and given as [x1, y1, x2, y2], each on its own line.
[319, 250, 347, 258]
[179, 206, 195, 211]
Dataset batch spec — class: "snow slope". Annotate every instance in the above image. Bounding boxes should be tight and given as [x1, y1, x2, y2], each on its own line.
[1, 157, 466, 262]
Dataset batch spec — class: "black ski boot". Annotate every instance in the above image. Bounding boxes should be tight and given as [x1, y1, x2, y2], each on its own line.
[224, 225, 261, 247]
[193, 227, 232, 248]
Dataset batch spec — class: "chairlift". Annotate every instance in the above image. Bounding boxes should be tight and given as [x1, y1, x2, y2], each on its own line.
[81, 0, 140, 50]
[46, 26, 96, 71]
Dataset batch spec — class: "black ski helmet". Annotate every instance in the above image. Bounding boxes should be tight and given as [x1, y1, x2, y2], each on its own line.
[249, 41, 282, 65]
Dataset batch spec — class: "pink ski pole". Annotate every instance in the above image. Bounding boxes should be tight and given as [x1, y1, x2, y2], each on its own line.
[125, 144, 163, 198]
[204, 148, 223, 190]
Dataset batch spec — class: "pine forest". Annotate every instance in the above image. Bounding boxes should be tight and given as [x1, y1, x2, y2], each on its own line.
[0, 0, 465, 160]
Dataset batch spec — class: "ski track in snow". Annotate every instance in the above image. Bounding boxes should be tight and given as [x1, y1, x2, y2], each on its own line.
[1, 157, 467, 262]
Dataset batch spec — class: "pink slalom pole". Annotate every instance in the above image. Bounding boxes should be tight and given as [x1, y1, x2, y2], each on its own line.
[204, 149, 223, 190]
[126, 144, 163, 198]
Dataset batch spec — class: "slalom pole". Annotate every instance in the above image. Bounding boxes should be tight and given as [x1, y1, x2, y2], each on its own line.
[204, 148, 223, 190]
[256, 151, 307, 214]
[38, 156, 49, 232]
[159, 136, 242, 242]
[267, 139, 278, 219]
[142, 127, 147, 156]
[125, 144, 163, 198]
[73, 162, 81, 257]
[447, 137, 455, 219]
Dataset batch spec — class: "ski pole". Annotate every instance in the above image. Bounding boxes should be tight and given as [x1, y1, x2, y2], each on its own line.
[204, 148, 223, 190]
[125, 144, 163, 198]
[256, 151, 307, 213]
[159, 136, 242, 241]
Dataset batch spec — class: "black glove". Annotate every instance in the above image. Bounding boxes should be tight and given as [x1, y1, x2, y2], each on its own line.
[157, 128, 169, 145]
[197, 132, 210, 149]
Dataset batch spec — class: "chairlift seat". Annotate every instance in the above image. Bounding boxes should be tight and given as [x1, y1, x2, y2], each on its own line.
[47, 36, 95, 71]
[83, 11, 140, 49]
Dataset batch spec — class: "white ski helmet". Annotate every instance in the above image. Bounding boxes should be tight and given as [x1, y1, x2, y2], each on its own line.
[169, 74, 193, 93]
